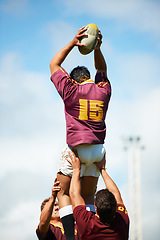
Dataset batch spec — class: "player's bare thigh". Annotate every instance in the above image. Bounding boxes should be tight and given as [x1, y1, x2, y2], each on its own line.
[81, 176, 98, 205]
[57, 172, 98, 207]
[56, 172, 71, 209]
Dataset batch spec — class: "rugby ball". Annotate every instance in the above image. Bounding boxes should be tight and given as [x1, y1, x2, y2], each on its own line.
[78, 23, 99, 55]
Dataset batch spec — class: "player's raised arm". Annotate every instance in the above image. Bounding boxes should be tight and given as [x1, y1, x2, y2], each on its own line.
[49, 27, 87, 75]
[38, 178, 61, 236]
[96, 156, 124, 205]
[67, 151, 85, 210]
[94, 30, 107, 74]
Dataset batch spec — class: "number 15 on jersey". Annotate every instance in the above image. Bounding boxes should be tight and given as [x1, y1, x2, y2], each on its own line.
[79, 99, 104, 121]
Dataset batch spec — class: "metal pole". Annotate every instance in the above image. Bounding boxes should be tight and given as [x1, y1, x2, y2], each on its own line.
[123, 136, 143, 240]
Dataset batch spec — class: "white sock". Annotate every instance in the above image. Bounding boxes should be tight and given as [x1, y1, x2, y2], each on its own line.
[59, 205, 75, 240]
[59, 205, 73, 218]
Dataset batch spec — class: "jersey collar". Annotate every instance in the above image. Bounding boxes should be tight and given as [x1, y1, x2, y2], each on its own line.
[50, 222, 64, 234]
[79, 79, 94, 85]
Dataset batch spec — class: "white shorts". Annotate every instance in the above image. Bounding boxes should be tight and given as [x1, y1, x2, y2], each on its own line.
[58, 144, 105, 177]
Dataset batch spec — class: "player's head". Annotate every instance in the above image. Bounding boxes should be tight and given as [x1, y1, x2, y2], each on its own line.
[70, 66, 90, 83]
[94, 189, 117, 225]
[41, 198, 60, 220]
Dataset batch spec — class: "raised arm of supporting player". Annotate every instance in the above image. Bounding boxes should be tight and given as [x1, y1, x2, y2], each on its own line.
[38, 178, 61, 236]
[96, 156, 124, 205]
[67, 151, 85, 210]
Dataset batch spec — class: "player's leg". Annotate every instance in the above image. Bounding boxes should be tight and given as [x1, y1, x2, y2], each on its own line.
[56, 173, 71, 208]
[80, 162, 100, 212]
[81, 175, 98, 212]
[57, 173, 75, 240]
[57, 147, 75, 240]
[57, 146, 73, 209]
[73, 143, 105, 166]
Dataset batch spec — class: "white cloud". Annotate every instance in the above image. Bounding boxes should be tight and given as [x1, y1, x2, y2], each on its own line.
[44, 21, 75, 52]
[107, 50, 160, 103]
[0, 52, 66, 180]
[0, 200, 40, 240]
[63, 0, 160, 38]
[0, 137, 65, 178]
[0, 0, 30, 16]
[0, 52, 66, 137]
[105, 85, 160, 170]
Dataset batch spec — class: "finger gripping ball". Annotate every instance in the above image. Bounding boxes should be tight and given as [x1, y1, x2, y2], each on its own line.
[78, 23, 99, 55]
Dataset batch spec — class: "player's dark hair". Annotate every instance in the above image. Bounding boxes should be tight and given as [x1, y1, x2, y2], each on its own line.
[95, 189, 117, 225]
[41, 198, 50, 211]
[70, 66, 90, 83]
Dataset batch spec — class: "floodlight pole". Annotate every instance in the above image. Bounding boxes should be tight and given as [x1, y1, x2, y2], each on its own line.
[123, 136, 143, 240]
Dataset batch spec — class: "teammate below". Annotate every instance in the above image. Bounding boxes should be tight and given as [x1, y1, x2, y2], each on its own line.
[36, 178, 79, 240]
[67, 151, 130, 240]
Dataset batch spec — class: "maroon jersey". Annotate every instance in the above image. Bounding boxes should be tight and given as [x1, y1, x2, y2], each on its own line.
[51, 68, 111, 147]
[36, 223, 79, 240]
[73, 204, 129, 240]
[36, 224, 66, 240]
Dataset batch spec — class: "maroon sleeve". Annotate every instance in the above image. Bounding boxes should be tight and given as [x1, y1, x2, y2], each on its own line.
[36, 226, 57, 240]
[116, 204, 130, 226]
[73, 205, 95, 236]
[50, 68, 77, 100]
[95, 71, 109, 83]
[95, 71, 111, 93]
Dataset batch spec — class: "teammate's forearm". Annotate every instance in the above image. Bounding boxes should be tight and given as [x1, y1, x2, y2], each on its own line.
[101, 169, 123, 204]
[69, 169, 81, 207]
[94, 48, 107, 72]
[39, 196, 55, 233]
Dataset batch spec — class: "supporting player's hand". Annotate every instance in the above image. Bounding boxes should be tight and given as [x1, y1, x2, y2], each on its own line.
[52, 178, 61, 198]
[72, 27, 87, 47]
[67, 150, 81, 171]
[95, 153, 106, 171]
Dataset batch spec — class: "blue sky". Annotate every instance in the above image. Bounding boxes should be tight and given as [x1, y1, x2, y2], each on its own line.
[0, 0, 160, 240]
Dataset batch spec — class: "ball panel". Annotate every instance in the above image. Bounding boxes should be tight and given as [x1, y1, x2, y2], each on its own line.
[78, 35, 98, 55]
[86, 26, 98, 36]
[78, 23, 99, 55]
[87, 23, 98, 30]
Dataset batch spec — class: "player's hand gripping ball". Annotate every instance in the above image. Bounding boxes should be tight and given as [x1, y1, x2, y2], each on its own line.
[78, 23, 99, 55]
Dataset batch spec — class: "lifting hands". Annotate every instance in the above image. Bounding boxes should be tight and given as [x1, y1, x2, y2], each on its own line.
[71, 26, 87, 47]
[67, 150, 81, 172]
[52, 178, 61, 198]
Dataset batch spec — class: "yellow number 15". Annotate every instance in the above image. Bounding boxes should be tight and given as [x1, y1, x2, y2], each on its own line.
[79, 99, 104, 121]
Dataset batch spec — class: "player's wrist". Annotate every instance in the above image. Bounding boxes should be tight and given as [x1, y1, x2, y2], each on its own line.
[51, 192, 57, 199]
[73, 167, 80, 172]
[70, 39, 77, 47]
[73, 168, 81, 176]
[95, 46, 101, 50]
[100, 167, 107, 173]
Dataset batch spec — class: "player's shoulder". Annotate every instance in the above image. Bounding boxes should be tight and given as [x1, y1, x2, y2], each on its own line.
[51, 67, 77, 85]
[74, 205, 86, 214]
[73, 205, 96, 222]
[95, 70, 111, 86]
[74, 205, 91, 217]
[51, 67, 68, 78]
[116, 204, 129, 219]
